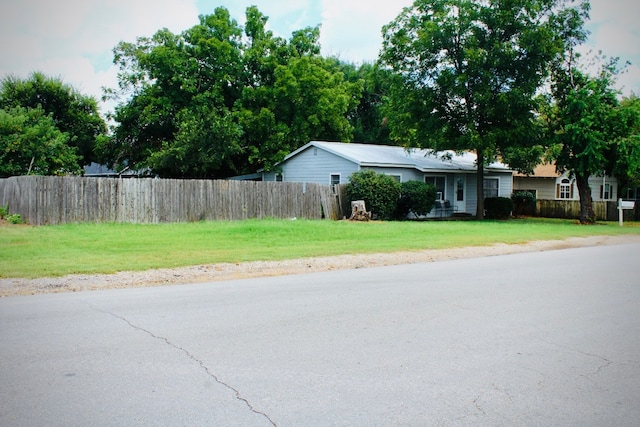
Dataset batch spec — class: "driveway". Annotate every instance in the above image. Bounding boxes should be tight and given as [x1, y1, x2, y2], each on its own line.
[1, 243, 639, 426]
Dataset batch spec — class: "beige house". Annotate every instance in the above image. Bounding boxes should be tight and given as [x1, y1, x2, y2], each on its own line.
[513, 164, 618, 201]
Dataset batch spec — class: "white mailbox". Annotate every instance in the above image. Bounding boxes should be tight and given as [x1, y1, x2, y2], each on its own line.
[619, 200, 635, 209]
[618, 198, 636, 226]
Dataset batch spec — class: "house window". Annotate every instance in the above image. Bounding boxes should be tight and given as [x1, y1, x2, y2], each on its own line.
[600, 183, 613, 200]
[275, 173, 283, 182]
[330, 174, 341, 194]
[456, 177, 464, 201]
[626, 188, 638, 200]
[425, 176, 445, 200]
[557, 178, 573, 199]
[483, 178, 499, 198]
[388, 174, 401, 183]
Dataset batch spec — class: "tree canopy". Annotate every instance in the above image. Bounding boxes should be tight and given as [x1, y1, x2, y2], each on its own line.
[105, 6, 363, 178]
[0, 106, 81, 177]
[543, 4, 640, 223]
[0, 72, 107, 167]
[380, 0, 566, 218]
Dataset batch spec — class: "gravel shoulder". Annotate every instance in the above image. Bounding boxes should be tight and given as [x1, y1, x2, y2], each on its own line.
[2, 235, 639, 297]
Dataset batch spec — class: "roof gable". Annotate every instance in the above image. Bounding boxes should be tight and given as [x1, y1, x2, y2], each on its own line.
[513, 163, 559, 178]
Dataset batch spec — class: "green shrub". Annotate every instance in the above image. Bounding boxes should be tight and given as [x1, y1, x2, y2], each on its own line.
[396, 180, 437, 219]
[511, 191, 536, 216]
[484, 197, 513, 219]
[6, 213, 23, 224]
[0, 205, 8, 219]
[345, 170, 401, 220]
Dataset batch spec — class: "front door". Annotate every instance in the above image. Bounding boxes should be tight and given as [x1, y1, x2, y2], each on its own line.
[454, 175, 466, 212]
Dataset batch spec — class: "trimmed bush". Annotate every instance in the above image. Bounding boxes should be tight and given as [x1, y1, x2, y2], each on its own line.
[396, 180, 437, 219]
[345, 170, 401, 220]
[511, 190, 536, 216]
[484, 197, 513, 219]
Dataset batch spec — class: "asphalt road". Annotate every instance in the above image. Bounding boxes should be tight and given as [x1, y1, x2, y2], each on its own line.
[1, 243, 639, 426]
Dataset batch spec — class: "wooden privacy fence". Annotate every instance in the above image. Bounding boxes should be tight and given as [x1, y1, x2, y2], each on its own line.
[0, 176, 343, 225]
[536, 199, 634, 221]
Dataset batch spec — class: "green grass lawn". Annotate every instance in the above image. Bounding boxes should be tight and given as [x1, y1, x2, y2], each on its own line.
[1, 218, 639, 279]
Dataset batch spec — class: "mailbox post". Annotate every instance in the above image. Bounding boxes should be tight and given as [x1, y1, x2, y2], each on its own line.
[618, 198, 635, 226]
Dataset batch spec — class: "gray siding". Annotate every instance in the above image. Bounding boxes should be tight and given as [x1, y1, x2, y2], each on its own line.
[278, 146, 359, 184]
[458, 172, 512, 215]
[466, 173, 478, 214]
[513, 177, 556, 200]
[495, 172, 513, 197]
[363, 166, 423, 182]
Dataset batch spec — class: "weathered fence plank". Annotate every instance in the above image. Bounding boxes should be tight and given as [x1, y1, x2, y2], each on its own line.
[0, 176, 343, 225]
[536, 199, 622, 221]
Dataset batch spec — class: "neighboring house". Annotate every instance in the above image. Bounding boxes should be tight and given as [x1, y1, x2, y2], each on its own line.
[513, 164, 618, 202]
[259, 141, 513, 217]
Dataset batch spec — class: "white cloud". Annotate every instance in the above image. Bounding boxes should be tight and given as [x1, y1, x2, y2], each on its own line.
[0, 0, 200, 114]
[201, 0, 318, 38]
[585, 0, 640, 95]
[319, 0, 413, 63]
[1, 0, 638, 122]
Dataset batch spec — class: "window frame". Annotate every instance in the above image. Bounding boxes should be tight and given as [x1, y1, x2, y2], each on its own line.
[600, 183, 614, 200]
[557, 178, 573, 199]
[387, 173, 402, 183]
[425, 175, 446, 201]
[483, 177, 500, 199]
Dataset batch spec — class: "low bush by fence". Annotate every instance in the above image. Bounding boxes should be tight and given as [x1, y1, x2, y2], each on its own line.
[0, 176, 344, 225]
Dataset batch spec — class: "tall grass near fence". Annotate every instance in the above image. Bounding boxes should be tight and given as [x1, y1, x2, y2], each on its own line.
[0, 176, 343, 225]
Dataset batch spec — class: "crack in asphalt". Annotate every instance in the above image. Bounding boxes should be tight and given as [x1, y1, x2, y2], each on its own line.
[535, 336, 614, 372]
[90, 304, 277, 427]
[472, 395, 486, 415]
[533, 335, 615, 393]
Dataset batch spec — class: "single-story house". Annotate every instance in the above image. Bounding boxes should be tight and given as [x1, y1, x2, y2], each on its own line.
[513, 163, 618, 202]
[258, 141, 513, 217]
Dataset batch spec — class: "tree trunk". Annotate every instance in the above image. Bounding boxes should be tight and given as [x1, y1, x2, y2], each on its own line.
[476, 148, 485, 220]
[575, 172, 595, 224]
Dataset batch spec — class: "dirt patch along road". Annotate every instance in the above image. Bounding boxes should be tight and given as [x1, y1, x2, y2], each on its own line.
[1, 235, 639, 297]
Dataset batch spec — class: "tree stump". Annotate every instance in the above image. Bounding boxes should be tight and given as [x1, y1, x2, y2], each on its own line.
[350, 200, 371, 221]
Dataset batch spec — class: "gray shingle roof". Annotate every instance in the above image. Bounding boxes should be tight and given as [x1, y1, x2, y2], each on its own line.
[287, 141, 511, 172]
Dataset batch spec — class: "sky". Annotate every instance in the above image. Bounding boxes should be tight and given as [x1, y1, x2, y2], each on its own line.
[1, 0, 638, 117]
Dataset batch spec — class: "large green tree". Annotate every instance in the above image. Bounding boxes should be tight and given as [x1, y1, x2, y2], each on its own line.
[339, 61, 393, 144]
[544, 3, 640, 223]
[0, 106, 81, 177]
[106, 6, 361, 178]
[380, 0, 566, 219]
[613, 95, 640, 192]
[0, 72, 107, 166]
